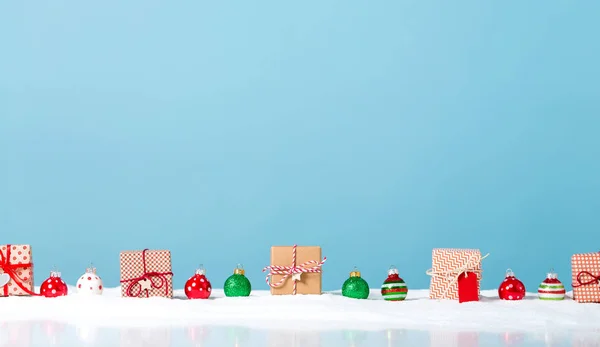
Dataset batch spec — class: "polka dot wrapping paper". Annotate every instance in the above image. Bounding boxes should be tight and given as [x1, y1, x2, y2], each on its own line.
[0, 244, 35, 297]
[119, 249, 173, 299]
[571, 252, 600, 303]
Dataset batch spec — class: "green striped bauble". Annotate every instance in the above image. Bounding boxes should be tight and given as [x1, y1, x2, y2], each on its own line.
[538, 270, 565, 301]
[381, 266, 408, 301]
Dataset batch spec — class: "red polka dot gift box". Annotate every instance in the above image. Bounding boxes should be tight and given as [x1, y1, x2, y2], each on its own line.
[571, 252, 600, 303]
[119, 249, 173, 299]
[0, 244, 36, 297]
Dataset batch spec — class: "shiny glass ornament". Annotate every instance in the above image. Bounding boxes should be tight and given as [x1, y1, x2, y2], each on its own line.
[224, 264, 252, 297]
[185, 264, 212, 299]
[538, 268, 565, 300]
[498, 268, 526, 300]
[342, 267, 370, 299]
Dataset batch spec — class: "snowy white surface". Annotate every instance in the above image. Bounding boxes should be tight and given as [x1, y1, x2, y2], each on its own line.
[2, 286, 600, 332]
[2, 286, 600, 346]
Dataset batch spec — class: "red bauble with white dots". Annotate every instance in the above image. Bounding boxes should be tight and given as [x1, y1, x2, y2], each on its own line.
[498, 269, 526, 301]
[185, 266, 212, 299]
[40, 271, 68, 298]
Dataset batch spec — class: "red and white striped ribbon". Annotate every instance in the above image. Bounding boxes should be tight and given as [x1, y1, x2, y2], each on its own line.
[263, 244, 326, 295]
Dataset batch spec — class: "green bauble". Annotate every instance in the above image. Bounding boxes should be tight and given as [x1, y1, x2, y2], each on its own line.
[224, 265, 252, 297]
[342, 268, 370, 299]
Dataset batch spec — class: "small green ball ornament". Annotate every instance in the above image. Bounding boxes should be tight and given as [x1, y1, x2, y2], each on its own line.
[342, 267, 370, 299]
[224, 264, 252, 297]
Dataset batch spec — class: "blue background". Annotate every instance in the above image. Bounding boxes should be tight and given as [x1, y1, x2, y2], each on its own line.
[1, 1, 599, 293]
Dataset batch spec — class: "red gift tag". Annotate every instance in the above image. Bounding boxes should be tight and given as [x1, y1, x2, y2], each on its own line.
[458, 271, 479, 303]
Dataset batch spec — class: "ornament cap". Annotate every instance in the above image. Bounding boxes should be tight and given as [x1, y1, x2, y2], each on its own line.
[505, 268, 515, 278]
[195, 264, 206, 276]
[547, 268, 557, 279]
[49, 265, 61, 278]
[85, 262, 97, 274]
[234, 263, 245, 275]
[388, 265, 399, 276]
[350, 266, 361, 278]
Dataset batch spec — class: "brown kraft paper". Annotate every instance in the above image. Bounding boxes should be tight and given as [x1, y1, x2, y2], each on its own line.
[268, 245, 324, 295]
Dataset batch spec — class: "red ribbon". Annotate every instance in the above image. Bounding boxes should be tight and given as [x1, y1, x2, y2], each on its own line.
[120, 249, 173, 298]
[0, 244, 39, 296]
[573, 271, 600, 288]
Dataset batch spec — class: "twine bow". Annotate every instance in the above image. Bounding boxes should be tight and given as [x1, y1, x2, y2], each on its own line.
[120, 249, 173, 298]
[0, 244, 38, 296]
[573, 271, 600, 288]
[426, 252, 489, 299]
[263, 244, 326, 295]
[572, 252, 600, 288]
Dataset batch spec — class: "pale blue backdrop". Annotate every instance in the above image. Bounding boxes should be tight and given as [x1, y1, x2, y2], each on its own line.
[1, 1, 599, 293]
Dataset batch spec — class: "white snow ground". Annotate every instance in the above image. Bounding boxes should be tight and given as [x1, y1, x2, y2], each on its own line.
[1, 286, 600, 346]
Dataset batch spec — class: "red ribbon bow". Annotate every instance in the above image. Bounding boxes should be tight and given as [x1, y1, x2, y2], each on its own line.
[120, 249, 173, 298]
[573, 271, 600, 288]
[0, 244, 38, 296]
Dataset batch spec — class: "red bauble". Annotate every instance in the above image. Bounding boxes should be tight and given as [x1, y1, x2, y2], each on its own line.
[185, 266, 212, 299]
[498, 269, 526, 300]
[40, 271, 68, 298]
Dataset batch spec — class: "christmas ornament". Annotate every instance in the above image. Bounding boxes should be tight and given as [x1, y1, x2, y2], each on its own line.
[498, 268, 525, 300]
[185, 265, 212, 299]
[381, 265, 407, 301]
[224, 264, 252, 297]
[40, 270, 68, 298]
[76, 264, 103, 295]
[538, 269, 565, 300]
[342, 267, 370, 299]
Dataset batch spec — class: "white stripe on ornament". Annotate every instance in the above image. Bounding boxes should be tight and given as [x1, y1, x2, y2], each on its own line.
[383, 294, 407, 299]
[539, 293, 565, 299]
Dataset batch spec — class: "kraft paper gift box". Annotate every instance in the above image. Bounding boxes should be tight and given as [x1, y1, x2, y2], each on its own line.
[0, 244, 35, 297]
[263, 245, 326, 295]
[571, 252, 600, 303]
[119, 249, 173, 298]
[429, 331, 479, 347]
[268, 330, 321, 347]
[426, 248, 487, 302]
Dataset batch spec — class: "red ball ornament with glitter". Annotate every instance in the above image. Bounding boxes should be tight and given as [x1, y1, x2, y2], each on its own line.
[184, 265, 212, 300]
[40, 270, 68, 298]
[498, 268, 525, 301]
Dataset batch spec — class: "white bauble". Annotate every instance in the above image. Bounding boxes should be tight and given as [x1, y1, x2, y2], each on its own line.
[76, 266, 103, 295]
